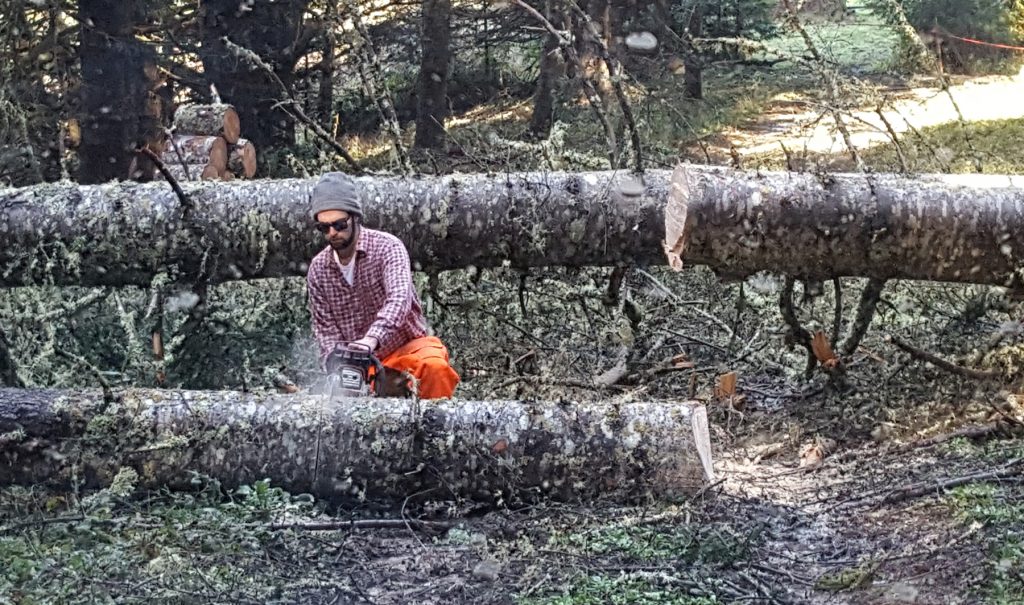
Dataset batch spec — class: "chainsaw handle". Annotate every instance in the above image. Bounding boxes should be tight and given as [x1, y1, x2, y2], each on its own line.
[369, 354, 386, 397]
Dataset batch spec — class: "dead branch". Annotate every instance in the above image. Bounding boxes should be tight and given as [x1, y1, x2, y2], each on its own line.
[511, 0, 619, 167]
[565, 0, 644, 172]
[267, 519, 452, 534]
[0, 326, 22, 388]
[875, 104, 910, 173]
[890, 336, 1002, 382]
[342, 0, 412, 175]
[137, 146, 192, 218]
[895, 421, 1024, 452]
[839, 278, 887, 358]
[878, 459, 1023, 506]
[222, 38, 361, 173]
[780, 276, 816, 378]
[779, 0, 865, 170]
[830, 277, 843, 346]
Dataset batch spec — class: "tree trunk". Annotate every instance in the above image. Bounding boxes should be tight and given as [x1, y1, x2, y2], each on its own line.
[172, 104, 242, 145]
[684, 2, 703, 100]
[0, 388, 714, 504]
[318, 0, 338, 127]
[77, 0, 164, 184]
[198, 0, 310, 151]
[0, 329, 22, 387]
[413, 0, 452, 151]
[528, 0, 563, 138]
[1, 168, 1023, 289]
[573, 0, 613, 101]
[0, 145, 42, 187]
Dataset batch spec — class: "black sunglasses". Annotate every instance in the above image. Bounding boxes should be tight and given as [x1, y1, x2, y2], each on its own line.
[315, 218, 350, 233]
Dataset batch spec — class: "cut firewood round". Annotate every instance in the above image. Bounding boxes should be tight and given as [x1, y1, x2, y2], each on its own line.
[228, 139, 257, 178]
[161, 162, 210, 182]
[170, 135, 228, 173]
[173, 104, 241, 145]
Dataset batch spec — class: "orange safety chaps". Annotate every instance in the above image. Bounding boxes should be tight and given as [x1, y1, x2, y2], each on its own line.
[374, 336, 459, 399]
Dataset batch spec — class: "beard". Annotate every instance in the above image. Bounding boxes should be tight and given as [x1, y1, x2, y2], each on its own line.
[329, 224, 359, 255]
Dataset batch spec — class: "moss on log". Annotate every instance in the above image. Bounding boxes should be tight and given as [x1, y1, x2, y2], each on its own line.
[0, 388, 714, 504]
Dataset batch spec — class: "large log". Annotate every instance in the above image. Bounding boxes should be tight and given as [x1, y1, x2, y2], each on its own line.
[172, 104, 241, 145]
[0, 388, 714, 503]
[0, 167, 1022, 289]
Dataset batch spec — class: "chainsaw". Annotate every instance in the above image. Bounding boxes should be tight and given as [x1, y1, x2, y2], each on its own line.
[325, 342, 386, 398]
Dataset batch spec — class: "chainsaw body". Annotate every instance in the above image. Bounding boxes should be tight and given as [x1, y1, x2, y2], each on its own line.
[326, 342, 385, 398]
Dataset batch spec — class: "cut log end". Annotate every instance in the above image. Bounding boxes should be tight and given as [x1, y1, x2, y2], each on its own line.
[664, 164, 696, 271]
[228, 139, 257, 178]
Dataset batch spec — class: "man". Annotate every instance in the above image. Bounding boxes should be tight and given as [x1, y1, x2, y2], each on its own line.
[306, 172, 460, 399]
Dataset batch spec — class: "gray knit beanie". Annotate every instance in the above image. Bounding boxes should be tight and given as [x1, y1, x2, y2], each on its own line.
[310, 172, 363, 220]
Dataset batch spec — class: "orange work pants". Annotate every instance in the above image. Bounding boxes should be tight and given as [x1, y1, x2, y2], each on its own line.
[378, 336, 459, 399]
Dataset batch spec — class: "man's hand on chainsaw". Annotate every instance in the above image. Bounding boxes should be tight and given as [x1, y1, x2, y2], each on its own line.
[325, 337, 379, 375]
[350, 336, 378, 352]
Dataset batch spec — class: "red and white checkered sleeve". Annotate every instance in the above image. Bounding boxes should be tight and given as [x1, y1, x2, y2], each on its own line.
[364, 237, 414, 354]
[307, 263, 343, 367]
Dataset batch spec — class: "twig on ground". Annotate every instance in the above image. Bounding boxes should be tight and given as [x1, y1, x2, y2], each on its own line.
[895, 421, 1024, 452]
[268, 519, 452, 534]
[890, 336, 1002, 381]
[877, 459, 1023, 506]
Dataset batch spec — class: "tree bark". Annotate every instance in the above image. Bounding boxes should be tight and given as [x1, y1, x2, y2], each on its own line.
[1, 167, 1023, 289]
[413, 0, 452, 151]
[0, 388, 714, 504]
[683, 2, 703, 100]
[172, 104, 242, 145]
[573, 0, 613, 101]
[77, 0, 164, 184]
[198, 0, 311, 151]
[528, 0, 563, 138]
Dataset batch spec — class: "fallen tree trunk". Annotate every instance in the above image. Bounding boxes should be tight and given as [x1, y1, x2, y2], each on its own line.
[0, 388, 714, 504]
[0, 167, 1022, 288]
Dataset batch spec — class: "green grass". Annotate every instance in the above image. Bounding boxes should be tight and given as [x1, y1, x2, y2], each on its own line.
[862, 118, 1024, 173]
[518, 574, 719, 605]
[554, 522, 754, 564]
[947, 482, 1024, 604]
[761, 7, 900, 74]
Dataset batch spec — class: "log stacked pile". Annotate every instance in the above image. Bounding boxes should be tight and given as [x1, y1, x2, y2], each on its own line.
[162, 104, 257, 181]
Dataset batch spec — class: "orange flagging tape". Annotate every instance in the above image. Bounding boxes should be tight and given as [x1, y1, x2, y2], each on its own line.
[944, 33, 1024, 52]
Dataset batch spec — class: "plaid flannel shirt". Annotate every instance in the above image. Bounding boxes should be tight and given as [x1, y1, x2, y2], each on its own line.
[306, 228, 429, 365]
